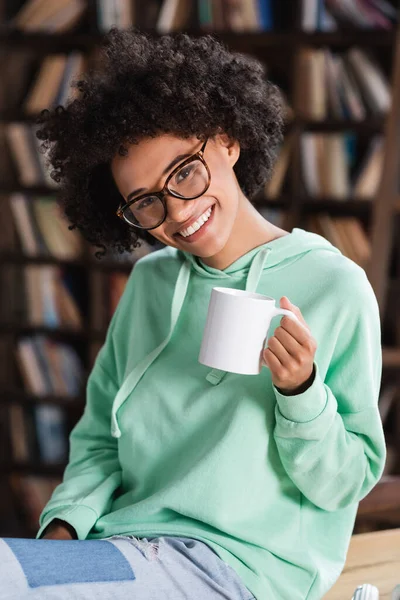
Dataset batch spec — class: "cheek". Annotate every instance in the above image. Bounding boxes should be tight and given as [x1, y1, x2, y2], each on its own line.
[209, 163, 237, 194]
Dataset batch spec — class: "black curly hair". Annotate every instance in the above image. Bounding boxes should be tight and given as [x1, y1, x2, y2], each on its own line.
[37, 28, 284, 259]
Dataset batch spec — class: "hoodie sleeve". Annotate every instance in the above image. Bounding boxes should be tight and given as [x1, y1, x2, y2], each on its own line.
[273, 268, 386, 512]
[36, 325, 122, 540]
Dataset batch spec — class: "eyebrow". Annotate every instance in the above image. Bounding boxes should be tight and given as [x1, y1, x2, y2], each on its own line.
[126, 151, 192, 202]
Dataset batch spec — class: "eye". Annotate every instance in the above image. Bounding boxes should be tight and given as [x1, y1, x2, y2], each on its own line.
[175, 163, 195, 184]
[137, 197, 155, 210]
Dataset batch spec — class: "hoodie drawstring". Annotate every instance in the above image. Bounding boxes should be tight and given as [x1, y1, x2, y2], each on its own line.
[110, 259, 192, 438]
[111, 247, 272, 436]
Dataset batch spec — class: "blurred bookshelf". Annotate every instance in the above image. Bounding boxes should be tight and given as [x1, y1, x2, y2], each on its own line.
[0, 0, 399, 538]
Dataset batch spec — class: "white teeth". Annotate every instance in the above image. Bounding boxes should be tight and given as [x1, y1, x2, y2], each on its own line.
[179, 206, 212, 238]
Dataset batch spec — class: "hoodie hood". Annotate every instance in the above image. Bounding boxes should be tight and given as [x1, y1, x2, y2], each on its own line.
[110, 228, 340, 437]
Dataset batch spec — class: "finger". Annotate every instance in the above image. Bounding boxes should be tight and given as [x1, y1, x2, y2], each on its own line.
[281, 297, 309, 329]
[280, 315, 312, 345]
[265, 337, 291, 366]
[263, 347, 284, 371]
[274, 325, 302, 358]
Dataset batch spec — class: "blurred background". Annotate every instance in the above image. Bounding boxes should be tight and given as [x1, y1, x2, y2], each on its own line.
[0, 0, 399, 542]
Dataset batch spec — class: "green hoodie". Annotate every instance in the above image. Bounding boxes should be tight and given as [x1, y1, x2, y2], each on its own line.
[37, 227, 386, 600]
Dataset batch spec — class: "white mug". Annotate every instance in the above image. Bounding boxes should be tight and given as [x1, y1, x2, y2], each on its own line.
[199, 287, 301, 375]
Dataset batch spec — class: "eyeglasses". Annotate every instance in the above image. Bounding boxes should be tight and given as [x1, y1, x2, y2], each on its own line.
[116, 138, 211, 230]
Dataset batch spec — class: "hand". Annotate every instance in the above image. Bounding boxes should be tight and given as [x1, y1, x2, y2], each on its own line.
[40, 519, 77, 540]
[262, 297, 317, 395]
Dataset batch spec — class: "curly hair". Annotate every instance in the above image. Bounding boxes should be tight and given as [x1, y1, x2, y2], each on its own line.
[37, 28, 284, 259]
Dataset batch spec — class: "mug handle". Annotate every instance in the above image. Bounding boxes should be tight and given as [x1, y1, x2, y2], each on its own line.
[261, 307, 308, 369]
[271, 307, 300, 324]
[270, 307, 309, 332]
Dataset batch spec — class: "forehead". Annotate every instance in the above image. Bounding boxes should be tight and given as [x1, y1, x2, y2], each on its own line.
[111, 134, 195, 174]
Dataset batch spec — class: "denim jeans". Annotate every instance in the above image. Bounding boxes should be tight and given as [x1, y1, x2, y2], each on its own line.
[1, 535, 256, 599]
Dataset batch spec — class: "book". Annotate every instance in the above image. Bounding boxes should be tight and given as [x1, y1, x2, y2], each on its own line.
[33, 198, 83, 260]
[311, 213, 345, 252]
[309, 49, 327, 120]
[9, 194, 39, 256]
[334, 217, 358, 261]
[325, 52, 345, 118]
[14, 0, 86, 32]
[16, 336, 47, 395]
[6, 123, 42, 187]
[34, 404, 68, 463]
[301, 134, 320, 196]
[157, 0, 191, 33]
[42, 337, 69, 395]
[57, 343, 85, 396]
[339, 56, 367, 120]
[9, 405, 30, 462]
[24, 55, 68, 114]
[257, 0, 273, 30]
[24, 266, 43, 326]
[340, 218, 371, 266]
[301, 0, 320, 31]
[323, 134, 350, 199]
[347, 48, 391, 114]
[55, 52, 86, 106]
[325, 0, 393, 28]
[265, 133, 294, 199]
[53, 268, 83, 329]
[353, 137, 384, 198]
[241, 0, 260, 31]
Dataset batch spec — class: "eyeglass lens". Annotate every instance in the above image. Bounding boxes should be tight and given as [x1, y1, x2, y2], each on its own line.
[122, 159, 209, 228]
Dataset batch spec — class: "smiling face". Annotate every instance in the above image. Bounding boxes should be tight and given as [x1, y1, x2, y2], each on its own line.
[111, 133, 242, 259]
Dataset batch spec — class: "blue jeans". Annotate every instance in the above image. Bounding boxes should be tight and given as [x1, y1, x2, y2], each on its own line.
[1, 535, 255, 599]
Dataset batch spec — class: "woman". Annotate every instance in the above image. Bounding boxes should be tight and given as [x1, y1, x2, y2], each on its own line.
[1, 29, 386, 600]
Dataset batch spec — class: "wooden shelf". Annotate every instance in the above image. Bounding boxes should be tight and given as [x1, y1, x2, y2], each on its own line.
[0, 184, 57, 196]
[0, 322, 106, 341]
[0, 251, 136, 272]
[358, 476, 400, 516]
[0, 462, 67, 476]
[0, 30, 103, 51]
[0, 112, 387, 136]
[0, 29, 394, 51]
[383, 347, 400, 369]
[0, 389, 86, 409]
[302, 199, 373, 216]
[295, 29, 395, 47]
[296, 117, 386, 133]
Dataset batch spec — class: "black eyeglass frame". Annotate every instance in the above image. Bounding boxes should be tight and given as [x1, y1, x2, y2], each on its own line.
[116, 137, 211, 231]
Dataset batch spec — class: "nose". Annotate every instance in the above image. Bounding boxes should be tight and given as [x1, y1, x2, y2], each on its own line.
[164, 194, 196, 227]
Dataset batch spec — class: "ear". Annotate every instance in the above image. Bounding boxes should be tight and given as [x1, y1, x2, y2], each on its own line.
[215, 132, 240, 167]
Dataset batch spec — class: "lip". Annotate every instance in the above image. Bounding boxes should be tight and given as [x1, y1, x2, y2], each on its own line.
[174, 204, 215, 235]
[175, 204, 215, 243]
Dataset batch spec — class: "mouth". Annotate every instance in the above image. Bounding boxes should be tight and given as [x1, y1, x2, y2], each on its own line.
[174, 204, 216, 243]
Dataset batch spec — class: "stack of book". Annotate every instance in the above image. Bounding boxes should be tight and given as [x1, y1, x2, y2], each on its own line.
[10, 195, 83, 260]
[302, 0, 398, 31]
[96, 0, 135, 31]
[264, 132, 295, 199]
[9, 335, 85, 467]
[308, 214, 371, 268]
[24, 52, 86, 115]
[301, 134, 384, 199]
[6, 124, 57, 188]
[197, 0, 277, 32]
[9, 0, 87, 33]
[297, 47, 391, 120]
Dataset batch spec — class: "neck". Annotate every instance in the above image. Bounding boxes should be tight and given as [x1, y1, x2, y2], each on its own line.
[201, 192, 288, 271]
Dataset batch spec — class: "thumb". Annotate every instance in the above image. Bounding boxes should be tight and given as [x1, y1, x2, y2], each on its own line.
[280, 296, 292, 308]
